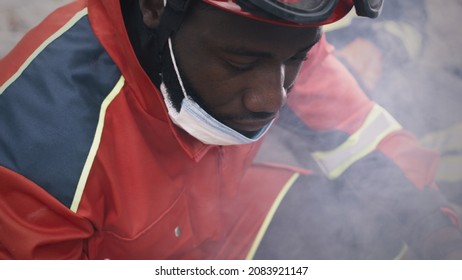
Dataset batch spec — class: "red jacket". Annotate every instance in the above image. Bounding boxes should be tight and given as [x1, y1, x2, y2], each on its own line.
[0, 0, 454, 259]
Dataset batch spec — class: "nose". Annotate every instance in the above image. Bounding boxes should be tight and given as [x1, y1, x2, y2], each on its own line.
[242, 65, 287, 115]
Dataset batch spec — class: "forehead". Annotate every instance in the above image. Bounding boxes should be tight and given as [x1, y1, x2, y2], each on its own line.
[180, 3, 321, 55]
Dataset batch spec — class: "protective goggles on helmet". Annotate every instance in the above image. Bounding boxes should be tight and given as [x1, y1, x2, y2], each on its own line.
[156, 0, 383, 63]
[202, 0, 384, 26]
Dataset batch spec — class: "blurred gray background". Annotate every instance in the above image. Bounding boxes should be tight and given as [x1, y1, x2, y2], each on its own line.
[0, 0, 70, 57]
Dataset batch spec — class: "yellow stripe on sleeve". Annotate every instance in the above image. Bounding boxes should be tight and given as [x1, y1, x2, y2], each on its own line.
[70, 75, 125, 213]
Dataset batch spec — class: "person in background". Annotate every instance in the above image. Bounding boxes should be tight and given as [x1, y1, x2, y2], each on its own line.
[325, 0, 462, 221]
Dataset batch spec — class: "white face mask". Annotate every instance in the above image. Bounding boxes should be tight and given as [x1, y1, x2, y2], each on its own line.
[160, 38, 273, 146]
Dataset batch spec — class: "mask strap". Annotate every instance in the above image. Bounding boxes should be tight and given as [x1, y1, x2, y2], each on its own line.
[167, 38, 188, 99]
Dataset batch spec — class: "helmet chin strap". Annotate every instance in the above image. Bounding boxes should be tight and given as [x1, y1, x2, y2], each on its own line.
[155, 0, 192, 65]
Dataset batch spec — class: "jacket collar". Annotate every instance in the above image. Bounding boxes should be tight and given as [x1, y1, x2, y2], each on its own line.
[88, 0, 215, 161]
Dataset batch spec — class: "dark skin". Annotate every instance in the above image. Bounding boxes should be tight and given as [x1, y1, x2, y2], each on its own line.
[140, 0, 320, 134]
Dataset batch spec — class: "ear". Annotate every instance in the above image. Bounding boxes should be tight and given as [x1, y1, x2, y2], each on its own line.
[139, 0, 165, 28]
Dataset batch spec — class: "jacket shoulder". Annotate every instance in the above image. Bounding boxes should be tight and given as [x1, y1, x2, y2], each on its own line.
[0, 1, 122, 208]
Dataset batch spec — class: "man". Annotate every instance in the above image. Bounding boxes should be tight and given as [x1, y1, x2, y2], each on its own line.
[0, 0, 460, 259]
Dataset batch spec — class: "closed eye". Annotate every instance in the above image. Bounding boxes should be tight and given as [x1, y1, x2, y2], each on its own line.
[219, 46, 269, 72]
[224, 58, 257, 71]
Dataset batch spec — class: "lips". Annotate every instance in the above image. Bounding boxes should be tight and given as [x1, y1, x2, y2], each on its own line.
[225, 117, 275, 134]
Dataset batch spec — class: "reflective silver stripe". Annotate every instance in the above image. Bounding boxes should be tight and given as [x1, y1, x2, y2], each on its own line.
[420, 122, 462, 183]
[312, 104, 402, 179]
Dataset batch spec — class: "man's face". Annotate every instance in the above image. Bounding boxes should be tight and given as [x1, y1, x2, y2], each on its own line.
[167, 3, 320, 136]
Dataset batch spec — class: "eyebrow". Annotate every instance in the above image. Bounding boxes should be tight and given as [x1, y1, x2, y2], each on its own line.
[220, 32, 322, 58]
